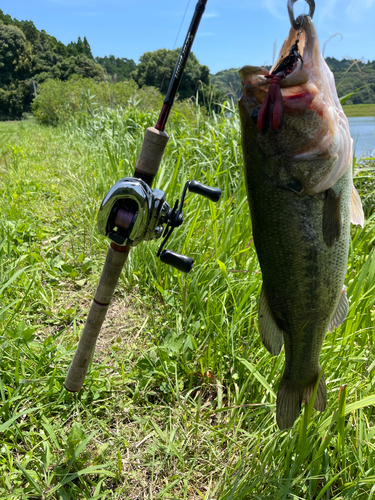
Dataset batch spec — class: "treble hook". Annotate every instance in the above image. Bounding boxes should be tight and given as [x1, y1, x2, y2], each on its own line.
[287, 0, 315, 30]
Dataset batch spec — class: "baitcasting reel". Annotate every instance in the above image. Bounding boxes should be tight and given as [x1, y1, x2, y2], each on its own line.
[97, 177, 221, 273]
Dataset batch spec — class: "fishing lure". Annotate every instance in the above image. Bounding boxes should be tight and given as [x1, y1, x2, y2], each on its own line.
[257, 38, 304, 133]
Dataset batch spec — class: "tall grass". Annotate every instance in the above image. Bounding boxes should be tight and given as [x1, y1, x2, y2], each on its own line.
[343, 104, 375, 117]
[0, 101, 374, 499]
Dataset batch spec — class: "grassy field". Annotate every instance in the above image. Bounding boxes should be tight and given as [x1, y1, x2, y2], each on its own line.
[343, 104, 375, 117]
[0, 104, 374, 499]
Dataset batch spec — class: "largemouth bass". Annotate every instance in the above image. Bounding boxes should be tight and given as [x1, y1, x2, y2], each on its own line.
[238, 15, 364, 429]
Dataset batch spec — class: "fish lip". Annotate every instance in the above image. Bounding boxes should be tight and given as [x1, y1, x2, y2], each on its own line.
[239, 15, 316, 94]
[238, 66, 269, 88]
[271, 15, 316, 80]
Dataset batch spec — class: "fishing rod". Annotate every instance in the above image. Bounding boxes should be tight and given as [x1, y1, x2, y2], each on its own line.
[64, 0, 221, 393]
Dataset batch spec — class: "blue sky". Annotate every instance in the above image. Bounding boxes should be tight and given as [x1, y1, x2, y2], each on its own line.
[2, 0, 375, 74]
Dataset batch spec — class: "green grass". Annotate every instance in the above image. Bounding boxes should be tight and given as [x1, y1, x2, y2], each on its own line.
[343, 104, 375, 117]
[0, 104, 374, 499]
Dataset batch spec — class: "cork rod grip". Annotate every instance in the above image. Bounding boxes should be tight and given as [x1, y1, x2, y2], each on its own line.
[135, 127, 169, 178]
[64, 246, 129, 392]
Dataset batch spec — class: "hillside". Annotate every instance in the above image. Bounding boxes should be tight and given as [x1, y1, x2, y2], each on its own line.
[0, 9, 105, 119]
[326, 57, 375, 105]
[211, 68, 241, 99]
[0, 10, 214, 119]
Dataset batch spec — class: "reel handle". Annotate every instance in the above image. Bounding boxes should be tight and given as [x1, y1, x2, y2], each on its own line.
[159, 250, 194, 273]
[188, 180, 222, 202]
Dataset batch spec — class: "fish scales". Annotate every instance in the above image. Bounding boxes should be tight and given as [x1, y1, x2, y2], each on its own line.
[238, 15, 364, 429]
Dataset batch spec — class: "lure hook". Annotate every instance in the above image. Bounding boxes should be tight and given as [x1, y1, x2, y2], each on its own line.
[287, 0, 315, 30]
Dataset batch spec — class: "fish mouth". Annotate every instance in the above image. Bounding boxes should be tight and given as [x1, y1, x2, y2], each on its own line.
[239, 15, 319, 105]
[239, 15, 353, 196]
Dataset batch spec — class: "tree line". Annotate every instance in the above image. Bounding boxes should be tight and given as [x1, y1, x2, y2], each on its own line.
[0, 9, 373, 120]
[0, 10, 107, 118]
[211, 59, 375, 106]
[0, 10, 221, 120]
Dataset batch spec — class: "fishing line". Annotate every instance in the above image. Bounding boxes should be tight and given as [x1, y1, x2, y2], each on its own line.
[273, 1, 308, 68]
[272, 40, 277, 66]
[160, 0, 192, 92]
[172, 0, 192, 51]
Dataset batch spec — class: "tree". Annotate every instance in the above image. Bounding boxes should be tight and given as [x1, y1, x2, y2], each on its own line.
[0, 24, 32, 85]
[131, 48, 210, 100]
[209, 57, 375, 106]
[96, 55, 136, 81]
[0, 24, 34, 118]
[67, 36, 93, 59]
[0, 12, 104, 118]
[210, 68, 241, 99]
[0, 9, 105, 117]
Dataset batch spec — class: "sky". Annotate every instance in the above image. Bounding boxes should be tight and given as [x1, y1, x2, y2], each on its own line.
[1, 0, 375, 74]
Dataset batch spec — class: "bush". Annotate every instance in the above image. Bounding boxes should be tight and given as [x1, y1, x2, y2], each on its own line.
[0, 81, 33, 120]
[31, 76, 203, 126]
[32, 77, 139, 125]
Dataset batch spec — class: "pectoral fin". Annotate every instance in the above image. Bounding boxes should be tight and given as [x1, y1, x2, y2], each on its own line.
[258, 288, 284, 356]
[350, 184, 364, 227]
[323, 188, 342, 247]
[328, 287, 349, 332]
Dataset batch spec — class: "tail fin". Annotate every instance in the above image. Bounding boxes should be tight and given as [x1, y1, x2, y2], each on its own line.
[276, 372, 327, 430]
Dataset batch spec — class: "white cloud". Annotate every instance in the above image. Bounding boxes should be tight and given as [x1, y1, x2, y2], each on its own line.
[264, 0, 284, 20]
[346, 0, 375, 20]
[317, 0, 375, 22]
[203, 13, 219, 18]
[316, 0, 339, 20]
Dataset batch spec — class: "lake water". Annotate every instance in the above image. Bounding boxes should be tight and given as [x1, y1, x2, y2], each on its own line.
[348, 116, 375, 159]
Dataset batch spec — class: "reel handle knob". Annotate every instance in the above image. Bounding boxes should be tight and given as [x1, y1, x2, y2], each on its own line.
[188, 180, 222, 202]
[159, 250, 194, 273]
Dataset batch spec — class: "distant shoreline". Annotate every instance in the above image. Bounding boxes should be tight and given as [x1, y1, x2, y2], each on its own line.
[343, 104, 375, 117]
[1, 103, 374, 123]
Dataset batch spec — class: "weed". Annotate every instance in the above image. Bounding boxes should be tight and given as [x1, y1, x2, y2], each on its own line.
[0, 101, 374, 499]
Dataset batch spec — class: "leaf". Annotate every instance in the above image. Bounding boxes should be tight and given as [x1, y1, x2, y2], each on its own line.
[164, 333, 184, 353]
[183, 334, 197, 352]
[0, 407, 41, 433]
[67, 422, 86, 447]
[48, 465, 115, 495]
[317, 394, 375, 433]
[339, 85, 365, 105]
[217, 258, 229, 281]
[42, 441, 52, 469]
[340, 93, 355, 105]
[237, 357, 277, 399]
[15, 461, 43, 495]
[154, 282, 165, 297]
[0, 266, 31, 295]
